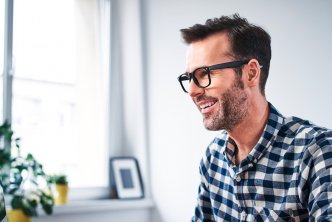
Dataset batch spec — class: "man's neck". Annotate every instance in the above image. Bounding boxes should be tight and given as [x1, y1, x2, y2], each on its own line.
[228, 99, 270, 165]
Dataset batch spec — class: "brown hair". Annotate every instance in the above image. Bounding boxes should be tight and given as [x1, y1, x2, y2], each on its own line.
[180, 14, 271, 95]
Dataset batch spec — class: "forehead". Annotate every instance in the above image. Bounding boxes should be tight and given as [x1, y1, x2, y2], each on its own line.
[185, 32, 232, 71]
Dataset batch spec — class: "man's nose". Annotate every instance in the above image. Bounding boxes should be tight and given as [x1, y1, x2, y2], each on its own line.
[188, 81, 204, 98]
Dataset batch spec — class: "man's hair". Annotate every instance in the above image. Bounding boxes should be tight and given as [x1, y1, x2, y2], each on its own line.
[180, 14, 271, 96]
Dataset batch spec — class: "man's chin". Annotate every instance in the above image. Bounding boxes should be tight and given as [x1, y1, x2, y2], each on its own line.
[203, 119, 220, 131]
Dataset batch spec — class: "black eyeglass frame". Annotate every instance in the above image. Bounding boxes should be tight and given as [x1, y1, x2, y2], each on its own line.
[177, 60, 250, 93]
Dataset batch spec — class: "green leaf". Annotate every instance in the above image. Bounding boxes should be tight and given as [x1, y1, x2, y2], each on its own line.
[11, 195, 23, 209]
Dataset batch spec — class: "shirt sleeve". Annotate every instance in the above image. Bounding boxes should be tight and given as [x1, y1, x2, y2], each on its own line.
[192, 148, 215, 222]
[306, 132, 332, 220]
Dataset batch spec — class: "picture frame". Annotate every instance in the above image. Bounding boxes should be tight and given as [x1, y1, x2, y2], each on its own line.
[109, 157, 144, 199]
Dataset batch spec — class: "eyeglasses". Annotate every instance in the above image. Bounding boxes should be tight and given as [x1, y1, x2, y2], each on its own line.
[177, 60, 250, 93]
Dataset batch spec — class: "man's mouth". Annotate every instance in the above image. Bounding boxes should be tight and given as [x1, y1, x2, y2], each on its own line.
[198, 101, 217, 114]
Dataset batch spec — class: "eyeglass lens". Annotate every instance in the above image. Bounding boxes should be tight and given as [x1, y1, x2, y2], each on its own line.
[180, 68, 210, 92]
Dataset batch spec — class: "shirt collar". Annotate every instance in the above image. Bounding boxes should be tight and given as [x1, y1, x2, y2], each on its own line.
[224, 102, 285, 167]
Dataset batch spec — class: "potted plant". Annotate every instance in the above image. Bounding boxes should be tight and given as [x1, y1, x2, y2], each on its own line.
[49, 174, 68, 205]
[0, 121, 54, 221]
[0, 185, 6, 221]
[8, 189, 53, 222]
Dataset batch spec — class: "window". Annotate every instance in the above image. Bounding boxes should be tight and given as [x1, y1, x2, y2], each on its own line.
[2, 0, 111, 189]
[1, 0, 4, 121]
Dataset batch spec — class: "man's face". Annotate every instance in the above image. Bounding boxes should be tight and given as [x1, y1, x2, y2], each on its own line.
[185, 33, 249, 131]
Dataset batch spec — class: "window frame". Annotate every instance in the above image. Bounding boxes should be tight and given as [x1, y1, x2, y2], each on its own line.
[1, 0, 112, 200]
[2, 0, 14, 124]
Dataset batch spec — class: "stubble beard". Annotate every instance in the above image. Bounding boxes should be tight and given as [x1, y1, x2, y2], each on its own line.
[203, 77, 249, 131]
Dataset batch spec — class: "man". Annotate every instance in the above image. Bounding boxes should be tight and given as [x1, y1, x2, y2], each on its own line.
[177, 14, 332, 221]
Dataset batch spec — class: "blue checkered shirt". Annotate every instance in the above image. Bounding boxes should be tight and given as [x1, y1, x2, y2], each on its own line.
[192, 103, 332, 222]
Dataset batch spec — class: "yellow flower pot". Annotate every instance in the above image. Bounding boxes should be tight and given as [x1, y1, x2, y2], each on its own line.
[7, 209, 31, 222]
[55, 184, 69, 205]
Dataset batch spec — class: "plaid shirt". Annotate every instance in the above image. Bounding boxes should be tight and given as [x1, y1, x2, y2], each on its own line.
[192, 103, 332, 222]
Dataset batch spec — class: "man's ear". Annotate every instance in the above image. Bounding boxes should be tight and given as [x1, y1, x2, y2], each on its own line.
[245, 59, 261, 87]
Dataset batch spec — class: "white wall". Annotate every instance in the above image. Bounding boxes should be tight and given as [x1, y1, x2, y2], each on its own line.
[145, 1, 332, 222]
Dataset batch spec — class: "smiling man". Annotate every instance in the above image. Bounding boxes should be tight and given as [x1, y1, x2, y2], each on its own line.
[178, 14, 332, 221]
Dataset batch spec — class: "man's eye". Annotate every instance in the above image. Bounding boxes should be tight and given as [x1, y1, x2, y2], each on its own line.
[195, 68, 209, 79]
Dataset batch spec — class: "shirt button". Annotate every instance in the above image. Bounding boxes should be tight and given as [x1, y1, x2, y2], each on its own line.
[235, 176, 241, 182]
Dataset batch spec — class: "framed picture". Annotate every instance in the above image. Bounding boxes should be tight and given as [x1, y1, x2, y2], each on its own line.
[109, 157, 144, 199]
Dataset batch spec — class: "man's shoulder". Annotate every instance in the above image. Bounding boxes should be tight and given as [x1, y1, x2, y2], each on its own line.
[268, 103, 332, 140]
[280, 116, 332, 143]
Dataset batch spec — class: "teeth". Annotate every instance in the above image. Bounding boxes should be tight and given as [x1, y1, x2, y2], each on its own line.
[200, 101, 215, 109]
